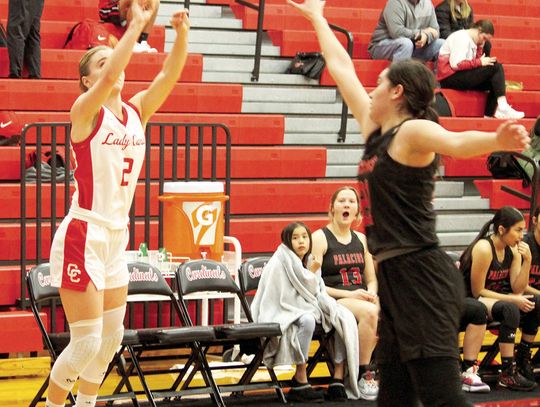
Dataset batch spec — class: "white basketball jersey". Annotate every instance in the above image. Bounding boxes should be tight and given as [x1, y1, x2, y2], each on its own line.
[69, 102, 145, 229]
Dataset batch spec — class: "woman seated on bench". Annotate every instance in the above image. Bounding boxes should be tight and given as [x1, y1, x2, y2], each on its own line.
[460, 206, 539, 391]
[251, 222, 361, 402]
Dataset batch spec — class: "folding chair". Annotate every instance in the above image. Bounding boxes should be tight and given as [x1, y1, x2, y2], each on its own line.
[176, 259, 286, 402]
[114, 261, 225, 407]
[26, 264, 143, 407]
[238, 257, 335, 383]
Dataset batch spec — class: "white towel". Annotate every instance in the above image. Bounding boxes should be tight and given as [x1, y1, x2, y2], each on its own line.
[251, 244, 360, 399]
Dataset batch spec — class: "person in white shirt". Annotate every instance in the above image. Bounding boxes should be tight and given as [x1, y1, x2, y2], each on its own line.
[437, 19, 524, 119]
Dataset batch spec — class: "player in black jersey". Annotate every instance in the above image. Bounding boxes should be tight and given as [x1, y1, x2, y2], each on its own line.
[460, 206, 537, 390]
[288, 1, 530, 405]
[312, 186, 379, 401]
[520, 205, 540, 381]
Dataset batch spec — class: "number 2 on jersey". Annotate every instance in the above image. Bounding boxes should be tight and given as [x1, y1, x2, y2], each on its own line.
[121, 157, 134, 186]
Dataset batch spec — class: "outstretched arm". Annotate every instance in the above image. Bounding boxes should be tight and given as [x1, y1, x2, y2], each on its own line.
[130, 9, 190, 125]
[70, 1, 151, 134]
[400, 119, 530, 159]
[287, 0, 379, 139]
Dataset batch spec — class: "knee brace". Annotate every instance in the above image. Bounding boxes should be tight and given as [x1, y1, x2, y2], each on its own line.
[462, 298, 488, 327]
[520, 295, 540, 336]
[491, 301, 520, 343]
[50, 318, 103, 391]
[79, 305, 126, 384]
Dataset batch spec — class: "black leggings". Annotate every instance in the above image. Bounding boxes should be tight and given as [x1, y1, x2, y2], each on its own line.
[378, 357, 472, 407]
[440, 62, 506, 116]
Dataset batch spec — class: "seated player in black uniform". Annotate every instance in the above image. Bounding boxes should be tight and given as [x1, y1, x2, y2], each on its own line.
[311, 186, 379, 401]
[460, 206, 539, 390]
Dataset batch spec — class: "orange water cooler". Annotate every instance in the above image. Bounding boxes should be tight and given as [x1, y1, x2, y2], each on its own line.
[158, 182, 229, 261]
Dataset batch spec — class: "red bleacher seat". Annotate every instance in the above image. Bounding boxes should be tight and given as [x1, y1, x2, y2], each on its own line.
[0, 146, 326, 181]
[1, 179, 352, 220]
[0, 49, 203, 81]
[12, 112, 285, 145]
[474, 179, 532, 209]
[442, 155, 490, 177]
[0, 0, 96, 22]
[0, 311, 44, 352]
[0, 80, 243, 113]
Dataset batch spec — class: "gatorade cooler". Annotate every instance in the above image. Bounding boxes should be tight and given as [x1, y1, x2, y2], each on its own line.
[158, 182, 229, 261]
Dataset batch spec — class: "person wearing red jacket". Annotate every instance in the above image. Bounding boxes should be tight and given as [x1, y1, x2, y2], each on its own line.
[437, 19, 523, 119]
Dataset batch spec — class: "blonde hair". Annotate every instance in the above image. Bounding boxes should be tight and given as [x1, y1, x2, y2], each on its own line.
[78, 45, 111, 92]
[328, 186, 361, 222]
[449, 0, 471, 21]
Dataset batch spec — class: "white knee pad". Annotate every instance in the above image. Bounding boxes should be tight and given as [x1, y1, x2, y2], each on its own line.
[50, 318, 103, 391]
[79, 305, 126, 384]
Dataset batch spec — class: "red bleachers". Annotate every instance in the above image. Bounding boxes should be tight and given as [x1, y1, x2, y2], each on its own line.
[0, 49, 203, 81]
[0, 179, 354, 220]
[474, 179, 532, 209]
[439, 117, 536, 132]
[0, 20, 166, 52]
[0, 0, 96, 22]
[0, 79, 243, 113]
[15, 112, 285, 145]
[0, 311, 44, 353]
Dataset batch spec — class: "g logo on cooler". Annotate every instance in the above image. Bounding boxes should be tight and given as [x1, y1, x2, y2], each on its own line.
[195, 204, 216, 226]
[67, 263, 81, 283]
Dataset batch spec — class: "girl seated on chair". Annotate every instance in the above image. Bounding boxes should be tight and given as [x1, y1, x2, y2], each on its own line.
[251, 222, 361, 402]
[460, 206, 539, 391]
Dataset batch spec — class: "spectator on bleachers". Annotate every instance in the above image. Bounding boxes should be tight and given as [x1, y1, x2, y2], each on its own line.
[437, 20, 524, 119]
[435, 0, 491, 56]
[311, 186, 379, 401]
[99, 0, 160, 52]
[288, 0, 530, 404]
[460, 206, 539, 390]
[251, 222, 361, 402]
[45, 3, 190, 407]
[368, 0, 444, 63]
[435, 0, 472, 39]
[6, 0, 44, 78]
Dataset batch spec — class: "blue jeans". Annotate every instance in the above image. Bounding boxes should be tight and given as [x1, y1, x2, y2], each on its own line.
[369, 37, 445, 62]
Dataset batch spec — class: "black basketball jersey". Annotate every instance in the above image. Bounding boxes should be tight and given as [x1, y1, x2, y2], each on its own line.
[357, 123, 439, 259]
[321, 227, 367, 291]
[523, 232, 540, 289]
[481, 238, 513, 294]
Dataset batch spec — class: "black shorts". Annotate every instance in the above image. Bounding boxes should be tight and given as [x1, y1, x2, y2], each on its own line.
[376, 247, 465, 363]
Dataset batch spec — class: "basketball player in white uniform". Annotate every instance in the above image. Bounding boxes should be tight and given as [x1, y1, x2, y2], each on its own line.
[45, 2, 190, 406]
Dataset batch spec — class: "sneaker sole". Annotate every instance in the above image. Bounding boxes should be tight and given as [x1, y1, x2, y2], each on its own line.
[358, 392, 378, 401]
[462, 384, 491, 393]
[498, 382, 536, 391]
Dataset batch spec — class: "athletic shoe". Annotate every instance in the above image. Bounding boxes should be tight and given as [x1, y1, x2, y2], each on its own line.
[358, 371, 379, 401]
[494, 105, 525, 119]
[516, 348, 535, 382]
[287, 379, 324, 403]
[461, 365, 490, 393]
[325, 380, 347, 402]
[133, 40, 158, 53]
[498, 363, 536, 391]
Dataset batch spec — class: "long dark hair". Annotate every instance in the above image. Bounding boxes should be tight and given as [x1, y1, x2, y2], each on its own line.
[281, 222, 312, 266]
[387, 59, 439, 123]
[459, 206, 524, 271]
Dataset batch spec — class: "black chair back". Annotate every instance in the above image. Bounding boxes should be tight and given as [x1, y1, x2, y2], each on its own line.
[177, 259, 240, 296]
[238, 257, 269, 294]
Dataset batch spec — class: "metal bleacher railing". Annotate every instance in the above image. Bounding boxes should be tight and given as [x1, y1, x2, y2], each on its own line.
[19, 122, 232, 311]
[233, 0, 354, 143]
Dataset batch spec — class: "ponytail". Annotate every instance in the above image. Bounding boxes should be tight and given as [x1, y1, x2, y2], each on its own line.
[459, 219, 494, 274]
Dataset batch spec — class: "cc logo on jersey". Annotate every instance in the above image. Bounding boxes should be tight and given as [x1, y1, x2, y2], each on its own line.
[67, 263, 81, 283]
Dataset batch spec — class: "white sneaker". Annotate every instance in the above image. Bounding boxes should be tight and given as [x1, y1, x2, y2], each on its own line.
[358, 371, 379, 401]
[494, 104, 525, 119]
[461, 365, 490, 393]
[133, 40, 158, 53]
